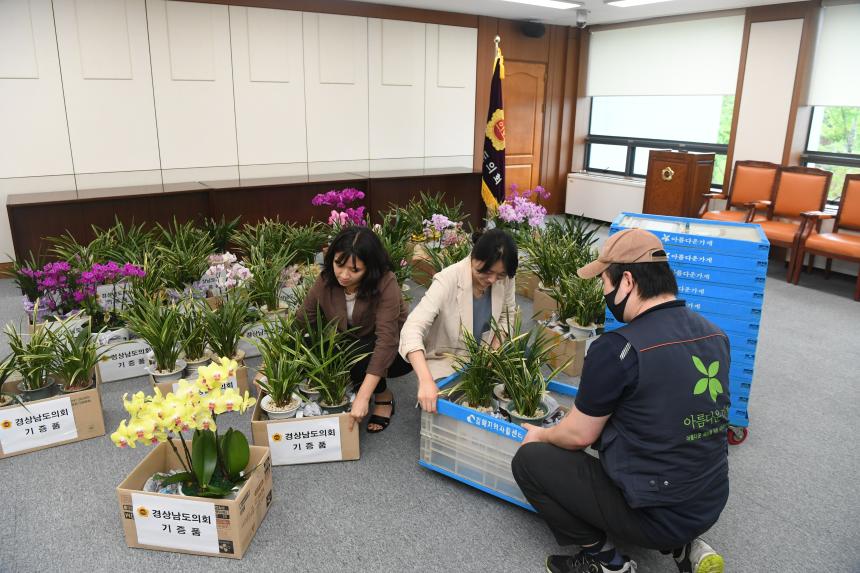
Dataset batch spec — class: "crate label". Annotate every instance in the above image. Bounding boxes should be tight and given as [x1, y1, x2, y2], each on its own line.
[99, 340, 153, 382]
[96, 281, 132, 311]
[131, 493, 218, 554]
[438, 399, 526, 441]
[0, 396, 77, 454]
[266, 417, 342, 465]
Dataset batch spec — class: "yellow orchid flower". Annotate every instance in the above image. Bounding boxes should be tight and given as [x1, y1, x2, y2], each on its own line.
[172, 378, 199, 401]
[127, 417, 158, 442]
[122, 392, 147, 416]
[110, 420, 137, 449]
[193, 411, 217, 432]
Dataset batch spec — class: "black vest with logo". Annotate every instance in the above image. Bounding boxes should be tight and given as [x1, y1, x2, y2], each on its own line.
[597, 303, 731, 509]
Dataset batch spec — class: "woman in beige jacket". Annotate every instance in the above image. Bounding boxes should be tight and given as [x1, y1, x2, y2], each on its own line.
[399, 229, 518, 413]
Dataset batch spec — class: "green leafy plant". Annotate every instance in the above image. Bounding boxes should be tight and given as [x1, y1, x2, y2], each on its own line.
[203, 290, 256, 360]
[122, 294, 183, 373]
[299, 316, 369, 407]
[284, 222, 328, 264]
[424, 240, 473, 273]
[246, 243, 296, 312]
[156, 218, 215, 290]
[403, 192, 465, 236]
[48, 231, 112, 271]
[232, 218, 290, 259]
[0, 354, 26, 407]
[444, 328, 497, 409]
[377, 205, 415, 245]
[544, 215, 601, 251]
[254, 315, 306, 408]
[203, 215, 242, 254]
[178, 298, 209, 362]
[376, 230, 413, 286]
[550, 273, 606, 328]
[92, 217, 156, 264]
[488, 314, 570, 418]
[692, 356, 723, 402]
[47, 317, 113, 391]
[127, 251, 165, 300]
[5, 314, 57, 391]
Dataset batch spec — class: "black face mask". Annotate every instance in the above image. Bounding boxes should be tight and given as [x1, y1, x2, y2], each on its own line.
[605, 284, 631, 323]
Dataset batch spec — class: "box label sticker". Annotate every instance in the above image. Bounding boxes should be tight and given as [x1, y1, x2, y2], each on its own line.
[266, 417, 342, 465]
[99, 340, 153, 382]
[42, 317, 89, 336]
[131, 493, 219, 554]
[237, 322, 268, 359]
[96, 281, 132, 311]
[0, 396, 77, 454]
[199, 269, 227, 297]
[174, 375, 239, 395]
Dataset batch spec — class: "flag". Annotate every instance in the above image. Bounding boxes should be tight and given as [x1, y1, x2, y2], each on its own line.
[481, 45, 505, 212]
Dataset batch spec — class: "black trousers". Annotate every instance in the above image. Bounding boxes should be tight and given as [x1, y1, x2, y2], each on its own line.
[348, 334, 413, 394]
[512, 443, 667, 551]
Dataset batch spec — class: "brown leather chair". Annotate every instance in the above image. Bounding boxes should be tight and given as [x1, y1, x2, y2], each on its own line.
[791, 174, 860, 300]
[701, 160, 779, 222]
[745, 166, 832, 280]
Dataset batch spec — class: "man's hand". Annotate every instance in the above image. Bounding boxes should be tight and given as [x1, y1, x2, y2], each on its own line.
[417, 377, 439, 413]
[349, 395, 370, 430]
[521, 423, 547, 446]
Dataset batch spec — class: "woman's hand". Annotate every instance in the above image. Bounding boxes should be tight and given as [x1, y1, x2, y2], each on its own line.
[417, 377, 439, 413]
[349, 395, 370, 430]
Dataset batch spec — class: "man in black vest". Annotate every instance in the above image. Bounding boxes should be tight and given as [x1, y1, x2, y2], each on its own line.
[513, 229, 731, 573]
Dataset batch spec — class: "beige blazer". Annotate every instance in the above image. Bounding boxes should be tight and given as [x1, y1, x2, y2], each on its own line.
[399, 256, 517, 379]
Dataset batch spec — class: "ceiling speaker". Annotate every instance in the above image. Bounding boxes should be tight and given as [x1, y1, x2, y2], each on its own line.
[520, 21, 546, 38]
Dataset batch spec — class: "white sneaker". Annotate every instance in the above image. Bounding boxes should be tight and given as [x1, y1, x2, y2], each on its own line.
[674, 538, 725, 573]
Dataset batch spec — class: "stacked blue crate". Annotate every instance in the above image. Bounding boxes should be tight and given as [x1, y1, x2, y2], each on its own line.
[604, 213, 769, 430]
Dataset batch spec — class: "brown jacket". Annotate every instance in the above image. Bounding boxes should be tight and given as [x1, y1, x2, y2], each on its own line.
[297, 271, 408, 378]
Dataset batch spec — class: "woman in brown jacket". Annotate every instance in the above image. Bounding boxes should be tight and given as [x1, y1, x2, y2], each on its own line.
[298, 226, 411, 433]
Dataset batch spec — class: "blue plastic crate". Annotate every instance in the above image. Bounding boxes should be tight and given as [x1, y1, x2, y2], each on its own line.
[676, 280, 766, 306]
[683, 296, 763, 320]
[610, 213, 770, 259]
[664, 248, 770, 273]
[671, 264, 767, 290]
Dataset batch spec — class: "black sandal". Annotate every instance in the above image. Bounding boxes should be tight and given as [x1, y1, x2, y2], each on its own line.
[367, 397, 395, 433]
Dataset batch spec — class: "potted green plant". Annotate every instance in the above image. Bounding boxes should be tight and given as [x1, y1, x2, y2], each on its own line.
[47, 317, 114, 393]
[299, 317, 369, 414]
[246, 243, 296, 316]
[203, 214, 241, 254]
[284, 222, 329, 265]
[203, 290, 256, 364]
[5, 314, 58, 401]
[488, 315, 570, 426]
[443, 328, 497, 413]
[253, 316, 305, 419]
[155, 218, 215, 291]
[122, 295, 186, 384]
[0, 355, 25, 408]
[178, 298, 211, 378]
[111, 359, 257, 498]
[232, 217, 290, 259]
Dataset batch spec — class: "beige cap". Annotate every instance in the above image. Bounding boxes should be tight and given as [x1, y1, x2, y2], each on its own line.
[577, 228, 668, 279]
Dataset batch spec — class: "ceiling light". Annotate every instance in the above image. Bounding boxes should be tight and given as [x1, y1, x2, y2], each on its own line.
[605, 0, 676, 7]
[499, 0, 582, 9]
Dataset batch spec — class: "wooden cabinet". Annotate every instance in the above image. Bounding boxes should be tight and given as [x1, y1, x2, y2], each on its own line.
[643, 150, 715, 217]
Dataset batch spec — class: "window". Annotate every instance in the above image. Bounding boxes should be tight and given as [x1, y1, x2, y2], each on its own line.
[585, 95, 734, 187]
[802, 106, 860, 202]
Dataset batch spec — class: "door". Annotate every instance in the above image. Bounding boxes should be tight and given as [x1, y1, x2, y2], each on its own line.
[504, 61, 546, 194]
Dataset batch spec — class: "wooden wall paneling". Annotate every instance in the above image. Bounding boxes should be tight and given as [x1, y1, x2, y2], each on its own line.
[504, 61, 546, 193]
[229, 6, 308, 170]
[179, 0, 478, 28]
[782, 3, 820, 166]
[496, 19, 550, 64]
[53, 0, 161, 180]
[302, 12, 369, 166]
[368, 173, 484, 229]
[723, 10, 752, 193]
[0, 0, 74, 179]
[538, 25, 574, 214]
[472, 17, 499, 173]
[146, 0, 238, 173]
[8, 202, 89, 260]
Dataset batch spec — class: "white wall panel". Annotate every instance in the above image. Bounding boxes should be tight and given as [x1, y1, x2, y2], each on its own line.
[424, 155, 473, 170]
[230, 6, 307, 166]
[425, 24, 476, 158]
[147, 0, 237, 169]
[239, 163, 308, 179]
[75, 170, 162, 189]
[732, 19, 803, 164]
[369, 19, 424, 160]
[161, 165, 238, 185]
[0, 0, 73, 178]
[303, 13, 368, 162]
[54, 0, 160, 175]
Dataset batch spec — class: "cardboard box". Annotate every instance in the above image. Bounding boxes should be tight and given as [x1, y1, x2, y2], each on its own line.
[0, 369, 106, 459]
[250, 400, 359, 466]
[98, 338, 153, 382]
[515, 270, 538, 299]
[411, 243, 436, 288]
[152, 365, 250, 397]
[543, 326, 587, 378]
[531, 288, 558, 321]
[116, 441, 273, 559]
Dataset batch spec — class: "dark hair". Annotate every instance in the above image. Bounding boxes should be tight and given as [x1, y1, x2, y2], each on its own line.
[471, 229, 518, 278]
[322, 227, 392, 298]
[604, 259, 678, 299]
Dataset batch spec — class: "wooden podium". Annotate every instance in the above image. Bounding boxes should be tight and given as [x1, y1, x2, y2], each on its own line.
[643, 150, 715, 217]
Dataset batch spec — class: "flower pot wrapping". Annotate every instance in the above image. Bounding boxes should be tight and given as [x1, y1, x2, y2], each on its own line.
[515, 270, 538, 299]
[250, 400, 359, 466]
[152, 365, 250, 398]
[542, 326, 588, 378]
[531, 289, 558, 321]
[97, 339, 154, 382]
[116, 440, 273, 559]
[410, 243, 436, 288]
[0, 368, 105, 459]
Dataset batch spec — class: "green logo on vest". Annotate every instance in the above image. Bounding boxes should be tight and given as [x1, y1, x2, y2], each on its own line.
[692, 356, 723, 402]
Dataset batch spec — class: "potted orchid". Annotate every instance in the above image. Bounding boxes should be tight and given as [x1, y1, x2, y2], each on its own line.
[178, 298, 212, 378]
[78, 261, 146, 332]
[200, 252, 252, 299]
[111, 359, 257, 498]
[253, 316, 306, 419]
[47, 316, 115, 393]
[493, 184, 550, 234]
[421, 214, 472, 274]
[5, 310, 59, 401]
[312, 187, 367, 240]
[203, 290, 257, 365]
[122, 295, 187, 384]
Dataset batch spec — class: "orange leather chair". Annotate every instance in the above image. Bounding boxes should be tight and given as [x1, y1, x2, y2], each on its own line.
[745, 166, 832, 280]
[791, 174, 860, 300]
[701, 160, 779, 222]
